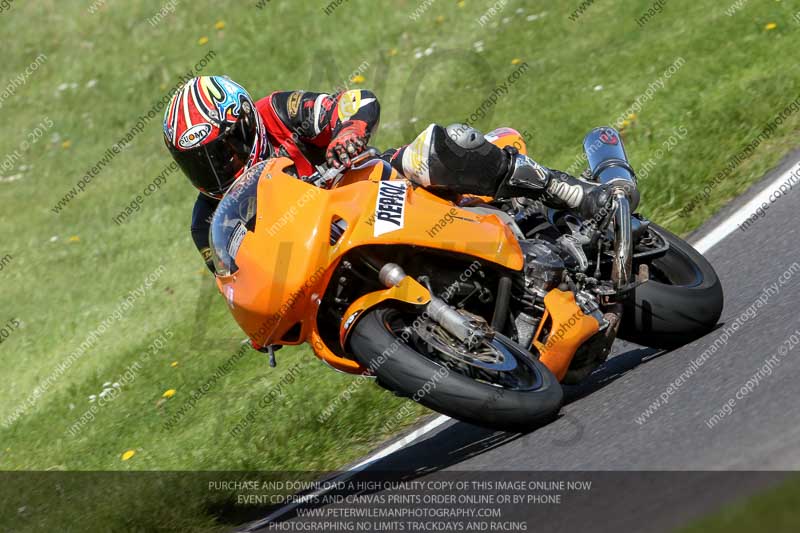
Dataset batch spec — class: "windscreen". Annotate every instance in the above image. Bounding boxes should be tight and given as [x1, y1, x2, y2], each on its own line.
[209, 161, 267, 276]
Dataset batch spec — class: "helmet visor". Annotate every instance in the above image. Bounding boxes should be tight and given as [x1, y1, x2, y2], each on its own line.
[170, 105, 258, 198]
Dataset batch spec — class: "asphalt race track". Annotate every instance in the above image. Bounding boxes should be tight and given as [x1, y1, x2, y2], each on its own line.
[243, 151, 800, 533]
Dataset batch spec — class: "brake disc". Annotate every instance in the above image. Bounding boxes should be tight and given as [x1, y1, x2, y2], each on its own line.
[416, 319, 518, 372]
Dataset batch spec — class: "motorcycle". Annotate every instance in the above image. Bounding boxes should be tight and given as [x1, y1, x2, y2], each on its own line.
[209, 127, 723, 430]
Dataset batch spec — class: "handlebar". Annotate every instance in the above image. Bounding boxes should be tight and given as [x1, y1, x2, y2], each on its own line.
[310, 148, 381, 189]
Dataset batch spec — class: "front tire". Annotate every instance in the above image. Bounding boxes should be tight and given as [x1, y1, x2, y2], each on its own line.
[350, 307, 563, 431]
[619, 223, 723, 349]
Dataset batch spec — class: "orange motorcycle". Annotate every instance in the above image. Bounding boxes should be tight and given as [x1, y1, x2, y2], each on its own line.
[209, 127, 723, 430]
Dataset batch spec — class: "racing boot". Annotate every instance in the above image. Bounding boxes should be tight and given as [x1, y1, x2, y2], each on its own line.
[392, 123, 610, 219]
[497, 151, 612, 220]
[389, 123, 508, 196]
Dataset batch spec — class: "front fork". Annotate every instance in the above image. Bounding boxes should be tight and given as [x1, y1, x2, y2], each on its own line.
[338, 262, 491, 352]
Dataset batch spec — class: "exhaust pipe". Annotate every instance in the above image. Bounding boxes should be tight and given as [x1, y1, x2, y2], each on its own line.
[611, 191, 633, 290]
[584, 127, 637, 290]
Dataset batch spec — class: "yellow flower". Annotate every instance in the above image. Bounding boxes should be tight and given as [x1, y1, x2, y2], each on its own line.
[61, 140, 72, 149]
[457, 0, 465, 7]
[511, 58, 522, 65]
[68, 235, 80, 243]
[121, 450, 136, 461]
[765, 22, 777, 31]
[387, 48, 398, 57]
[621, 119, 631, 128]
[162, 389, 176, 399]
[198, 36, 209, 45]
[215, 20, 225, 30]
[350, 74, 366, 84]
[435, 15, 445, 24]
[627, 113, 637, 120]
[170, 361, 179, 368]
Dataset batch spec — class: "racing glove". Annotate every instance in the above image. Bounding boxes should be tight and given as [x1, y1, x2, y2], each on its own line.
[326, 120, 368, 169]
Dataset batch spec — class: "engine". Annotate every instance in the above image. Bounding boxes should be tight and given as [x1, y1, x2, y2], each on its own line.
[512, 238, 566, 346]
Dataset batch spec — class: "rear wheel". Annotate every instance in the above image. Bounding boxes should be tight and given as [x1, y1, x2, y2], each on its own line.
[619, 223, 723, 348]
[350, 307, 563, 431]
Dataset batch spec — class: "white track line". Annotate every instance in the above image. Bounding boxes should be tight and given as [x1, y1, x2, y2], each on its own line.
[243, 156, 800, 531]
[693, 160, 800, 254]
[240, 414, 451, 531]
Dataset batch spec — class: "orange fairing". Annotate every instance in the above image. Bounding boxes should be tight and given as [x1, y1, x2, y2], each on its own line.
[216, 157, 523, 374]
[532, 289, 600, 381]
[339, 275, 431, 349]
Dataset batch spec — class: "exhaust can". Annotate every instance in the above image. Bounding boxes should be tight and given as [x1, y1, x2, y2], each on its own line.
[582, 127, 639, 209]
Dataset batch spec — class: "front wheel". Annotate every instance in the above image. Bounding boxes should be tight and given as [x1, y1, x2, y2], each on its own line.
[349, 307, 563, 431]
[619, 223, 724, 348]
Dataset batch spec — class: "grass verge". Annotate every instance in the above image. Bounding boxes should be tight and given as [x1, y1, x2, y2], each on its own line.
[0, 0, 798, 530]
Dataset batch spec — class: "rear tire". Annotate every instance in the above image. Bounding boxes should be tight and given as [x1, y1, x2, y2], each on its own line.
[350, 307, 563, 431]
[619, 223, 723, 349]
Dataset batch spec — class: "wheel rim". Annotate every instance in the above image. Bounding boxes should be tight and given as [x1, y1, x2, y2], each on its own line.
[381, 309, 544, 392]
